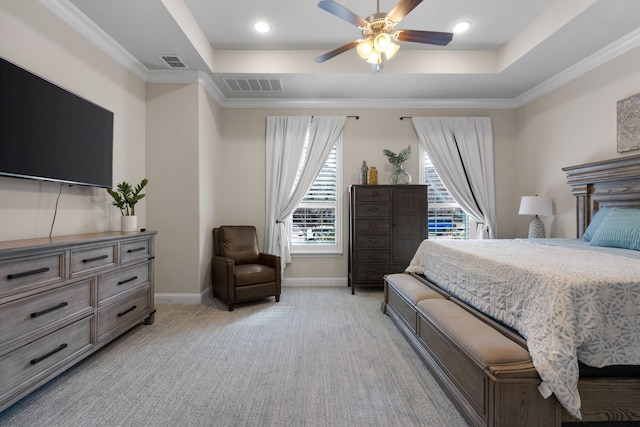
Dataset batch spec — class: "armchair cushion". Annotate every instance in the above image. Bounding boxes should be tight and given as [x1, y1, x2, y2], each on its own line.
[218, 226, 260, 265]
[235, 264, 276, 286]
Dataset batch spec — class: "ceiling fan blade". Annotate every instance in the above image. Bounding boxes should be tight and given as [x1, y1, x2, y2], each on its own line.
[387, 0, 423, 23]
[314, 40, 360, 63]
[395, 29, 453, 46]
[317, 0, 368, 28]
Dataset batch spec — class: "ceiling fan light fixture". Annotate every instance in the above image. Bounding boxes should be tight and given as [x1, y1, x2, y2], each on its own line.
[384, 41, 400, 60]
[373, 33, 391, 51]
[366, 53, 381, 65]
[357, 39, 374, 59]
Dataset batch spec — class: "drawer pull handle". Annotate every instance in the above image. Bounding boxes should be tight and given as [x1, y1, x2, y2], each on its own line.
[118, 276, 138, 285]
[368, 192, 378, 196]
[83, 254, 109, 263]
[118, 305, 137, 317]
[368, 208, 378, 213]
[8, 267, 50, 280]
[127, 247, 146, 253]
[30, 343, 68, 365]
[31, 302, 68, 318]
[368, 224, 378, 228]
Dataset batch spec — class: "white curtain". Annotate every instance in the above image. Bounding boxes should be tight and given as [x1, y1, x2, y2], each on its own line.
[264, 116, 346, 270]
[412, 117, 497, 239]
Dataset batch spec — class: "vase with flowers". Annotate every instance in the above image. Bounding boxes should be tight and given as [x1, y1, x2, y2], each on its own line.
[383, 145, 412, 185]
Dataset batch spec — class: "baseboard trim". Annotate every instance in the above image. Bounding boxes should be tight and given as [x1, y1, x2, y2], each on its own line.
[155, 289, 209, 305]
[155, 278, 348, 304]
[282, 277, 347, 287]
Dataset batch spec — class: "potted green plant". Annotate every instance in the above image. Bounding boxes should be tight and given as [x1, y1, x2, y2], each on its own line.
[383, 145, 412, 184]
[107, 178, 148, 231]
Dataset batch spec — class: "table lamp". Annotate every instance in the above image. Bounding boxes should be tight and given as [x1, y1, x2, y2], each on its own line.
[519, 195, 553, 238]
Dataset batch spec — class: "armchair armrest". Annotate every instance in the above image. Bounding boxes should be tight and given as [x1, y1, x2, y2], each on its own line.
[259, 253, 281, 293]
[211, 255, 235, 301]
[258, 253, 279, 269]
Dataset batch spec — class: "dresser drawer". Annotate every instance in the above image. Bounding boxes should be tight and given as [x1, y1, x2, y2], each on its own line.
[0, 316, 93, 402]
[355, 219, 390, 234]
[356, 234, 390, 248]
[354, 264, 391, 282]
[0, 279, 93, 351]
[354, 187, 391, 202]
[98, 262, 150, 305]
[355, 203, 391, 217]
[0, 252, 65, 296]
[70, 243, 117, 277]
[120, 238, 152, 264]
[356, 249, 391, 263]
[97, 289, 150, 339]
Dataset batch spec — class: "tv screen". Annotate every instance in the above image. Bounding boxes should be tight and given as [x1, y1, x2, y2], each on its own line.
[0, 57, 113, 188]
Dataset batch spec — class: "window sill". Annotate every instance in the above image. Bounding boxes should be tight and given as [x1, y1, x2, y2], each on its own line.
[291, 250, 343, 258]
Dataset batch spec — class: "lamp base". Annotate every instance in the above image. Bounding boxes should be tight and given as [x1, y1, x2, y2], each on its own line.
[528, 216, 545, 239]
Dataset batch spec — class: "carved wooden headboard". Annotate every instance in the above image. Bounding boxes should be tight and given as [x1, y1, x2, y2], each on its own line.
[564, 153, 640, 238]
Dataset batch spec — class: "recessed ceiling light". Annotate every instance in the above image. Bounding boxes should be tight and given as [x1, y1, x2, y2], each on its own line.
[452, 21, 471, 34]
[252, 20, 272, 34]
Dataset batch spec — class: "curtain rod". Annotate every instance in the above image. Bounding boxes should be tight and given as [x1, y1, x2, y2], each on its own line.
[399, 116, 412, 120]
[311, 115, 359, 120]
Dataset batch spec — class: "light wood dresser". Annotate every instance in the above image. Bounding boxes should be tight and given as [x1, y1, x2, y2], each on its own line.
[0, 231, 157, 412]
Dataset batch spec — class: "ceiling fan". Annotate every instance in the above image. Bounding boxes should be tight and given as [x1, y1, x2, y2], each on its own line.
[314, 0, 454, 73]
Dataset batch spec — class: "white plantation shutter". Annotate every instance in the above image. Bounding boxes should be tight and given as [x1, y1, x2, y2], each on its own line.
[291, 144, 340, 247]
[424, 153, 469, 239]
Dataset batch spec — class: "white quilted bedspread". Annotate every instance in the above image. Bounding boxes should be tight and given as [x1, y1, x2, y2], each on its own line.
[406, 239, 640, 419]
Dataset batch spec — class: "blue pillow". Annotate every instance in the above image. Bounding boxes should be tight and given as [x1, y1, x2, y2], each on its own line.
[589, 207, 640, 250]
[582, 207, 612, 242]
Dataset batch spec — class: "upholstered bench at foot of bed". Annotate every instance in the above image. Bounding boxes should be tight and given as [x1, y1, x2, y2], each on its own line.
[383, 273, 562, 427]
[383, 273, 446, 332]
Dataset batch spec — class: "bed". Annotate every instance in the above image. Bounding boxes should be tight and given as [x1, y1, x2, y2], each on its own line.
[385, 154, 640, 426]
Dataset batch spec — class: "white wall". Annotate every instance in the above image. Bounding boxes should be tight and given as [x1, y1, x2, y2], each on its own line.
[0, 1, 146, 241]
[515, 45, 640, 238]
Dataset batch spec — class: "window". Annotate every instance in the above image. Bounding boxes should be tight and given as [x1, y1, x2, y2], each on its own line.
[291, 141, 342, 254]
[422, 150, 469, 239]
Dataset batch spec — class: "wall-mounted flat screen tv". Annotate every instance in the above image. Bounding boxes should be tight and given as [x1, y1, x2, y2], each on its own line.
[0, 57, 113, 188]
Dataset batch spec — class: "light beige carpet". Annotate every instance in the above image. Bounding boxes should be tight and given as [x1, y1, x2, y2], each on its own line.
[0, 287, 469, 427]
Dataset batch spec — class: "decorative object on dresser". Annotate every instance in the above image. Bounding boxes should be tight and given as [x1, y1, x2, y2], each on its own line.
[106, 178, 149, 232]
[359, 161, 368, 184]
[383, 145, 412, 184]
[367, 166, 378, 185]
[348, 184, 427, 294]
[0, 231, 157, 412]
[518, 195, 553, 238]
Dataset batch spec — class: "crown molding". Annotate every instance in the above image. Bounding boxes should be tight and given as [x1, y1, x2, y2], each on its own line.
[39, 0, 148, 80]
[514, 26, 640, 108]
[217, 97, 518, 110]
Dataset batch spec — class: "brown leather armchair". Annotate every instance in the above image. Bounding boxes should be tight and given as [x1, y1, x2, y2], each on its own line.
[211, 226, 281, 311]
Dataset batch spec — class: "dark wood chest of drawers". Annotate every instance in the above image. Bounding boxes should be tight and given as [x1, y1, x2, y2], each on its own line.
[348, 185, 427, 294]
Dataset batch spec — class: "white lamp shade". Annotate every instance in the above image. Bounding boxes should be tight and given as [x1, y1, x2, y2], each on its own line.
[518, 195, 553, 217]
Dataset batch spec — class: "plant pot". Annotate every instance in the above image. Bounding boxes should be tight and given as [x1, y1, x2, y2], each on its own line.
[121, 215, 137, 232]
[390, 164, 412, 185]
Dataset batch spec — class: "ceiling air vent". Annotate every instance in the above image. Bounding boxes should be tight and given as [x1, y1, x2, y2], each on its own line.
[158, 54, 188, 69]
[223, 78, 283, 93]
